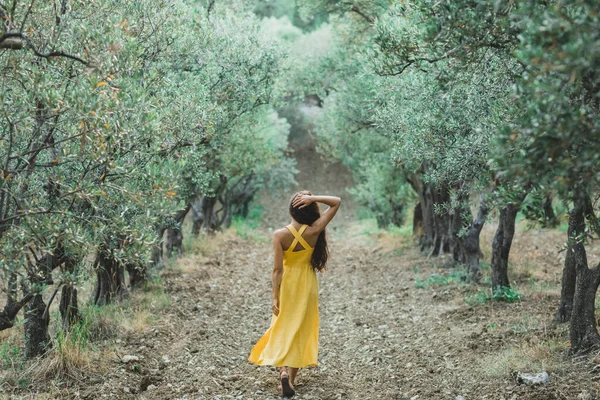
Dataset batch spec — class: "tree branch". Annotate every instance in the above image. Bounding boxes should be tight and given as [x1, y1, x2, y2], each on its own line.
[350, 5, 374, 24]
[0, 32, 89, 65]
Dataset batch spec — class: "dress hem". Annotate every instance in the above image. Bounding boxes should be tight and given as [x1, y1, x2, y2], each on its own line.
[248, 358, 317, 369]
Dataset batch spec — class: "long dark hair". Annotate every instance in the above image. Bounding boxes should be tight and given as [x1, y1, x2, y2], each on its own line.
[289, 190, 329, 272]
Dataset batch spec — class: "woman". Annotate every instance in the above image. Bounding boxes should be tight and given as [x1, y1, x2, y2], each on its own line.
[249, 191, 341, 398]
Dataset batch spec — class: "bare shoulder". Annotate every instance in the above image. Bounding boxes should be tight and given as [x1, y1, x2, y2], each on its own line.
[273, 228, 289, 241]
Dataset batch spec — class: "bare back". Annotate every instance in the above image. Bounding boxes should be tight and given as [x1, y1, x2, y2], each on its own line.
[276, 224, 319, 252]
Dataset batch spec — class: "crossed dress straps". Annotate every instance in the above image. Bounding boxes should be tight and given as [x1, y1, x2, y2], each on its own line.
[285, 224, 312, 251]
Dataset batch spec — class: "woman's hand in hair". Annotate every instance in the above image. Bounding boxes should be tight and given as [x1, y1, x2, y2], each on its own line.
[292, 194, 314, 209]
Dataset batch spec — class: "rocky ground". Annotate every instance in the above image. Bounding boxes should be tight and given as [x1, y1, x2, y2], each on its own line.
[3, 219, 599, 400]
[2, 117, 600, 400]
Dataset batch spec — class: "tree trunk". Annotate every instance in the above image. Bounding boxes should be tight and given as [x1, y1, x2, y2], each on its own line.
[413, 202, 423, 237]
[569, 188, 600, 352]
[59, 285, 79, 332]
[490, 203, 520, 291]
[420, 184, 452, 256]
[150, 226, 167, 270]
[127, 263, 146, 289]
[390, 202, 404, 227]
[165, 227, 183, 258]
[449, 192, 470, 266]
[191, 200, 203, 236]
[461, 195, 488, 281]
[556, 205, 581, 323]
[543, 195, 557, 228]
[59, 257, 80, 331]
[407, 172, 452, 256]
[0, 271, 32, 331]
[23, 251, 62, 357]
[201, 196, 218, 232]
[24, 293, 50, 358]
[429, 184, 452, 257]
[192, 196, 219, 234]
[93, 247, 127, 306]
[165, 205, 190, 258]
[0, 277, 33, 331]
[570, 263, 600, 352]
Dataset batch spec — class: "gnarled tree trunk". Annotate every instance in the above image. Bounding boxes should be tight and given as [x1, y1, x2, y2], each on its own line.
[556, 206, 581, 323]
[165, 205, 190, 258]
[24, 292, 50, 358]
[59, 257, 80, 331]
[543, 195, 557, 228]
[0, 273, 33, 331]
[150, 225, 167, 270]
[23, 251, 61, 357]
[192, 196, 219, 235]
[93, 246, 127, 306]
[408, 173, 452, 256]
[127, 263, 146, 289]
[413, 203, 424, 237]
[456, 195, 488, 281]
[490, 202, 520, 291]
[569, 188, 600, 352]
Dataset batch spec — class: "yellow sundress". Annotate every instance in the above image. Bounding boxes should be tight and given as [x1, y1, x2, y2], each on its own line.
[248, 224, 319, 368]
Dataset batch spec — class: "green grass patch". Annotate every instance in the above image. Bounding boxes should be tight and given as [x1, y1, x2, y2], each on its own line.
[480, 340, 567, 377]
[232, 216, 258, 240]
[414, 269, 469, 289]
[387, 224, 413, 238]
[0, 338, 22, 370]
[465, 286, 523, 305]
[232, 203, 266, 242]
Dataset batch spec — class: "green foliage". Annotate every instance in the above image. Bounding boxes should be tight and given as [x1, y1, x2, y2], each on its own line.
[414, 269, 469, 289]
[0, 0, 294, 356]
[54, 317, 90, 355]
[232, 203, 264, 241]
[0, 339, 22, 370]
[495, 1, 600, 195]
[492, 286, 523, 303]
[465, 286, 523, 305]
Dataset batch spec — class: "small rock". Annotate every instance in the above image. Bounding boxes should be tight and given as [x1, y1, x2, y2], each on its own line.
[122, 355, 140, 363]
[162, 355, 170, 364]
[147, 384, 157, 391]
[456, 396, 465, 400]
[123, 387, 130, 394]
[516, 371, 549, 385]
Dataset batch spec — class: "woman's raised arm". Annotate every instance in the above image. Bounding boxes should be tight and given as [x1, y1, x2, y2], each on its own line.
[292, 194, 341, 232]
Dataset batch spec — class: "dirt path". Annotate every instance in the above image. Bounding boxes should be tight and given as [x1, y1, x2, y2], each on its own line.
[62, 222, 596, 400]
[3, 112, 596, 400]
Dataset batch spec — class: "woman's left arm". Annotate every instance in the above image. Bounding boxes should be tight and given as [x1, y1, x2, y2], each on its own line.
[271, 233, 284, 316]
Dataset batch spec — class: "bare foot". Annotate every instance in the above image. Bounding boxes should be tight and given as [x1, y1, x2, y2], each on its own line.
[280, 371, 295, 398]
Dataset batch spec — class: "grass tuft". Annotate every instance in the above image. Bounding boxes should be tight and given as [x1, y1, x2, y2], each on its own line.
[480, 338, 568, 377]
[33, 319, 90, 380]
[465, 286, 523, 305]
[415, 269, 469, 289]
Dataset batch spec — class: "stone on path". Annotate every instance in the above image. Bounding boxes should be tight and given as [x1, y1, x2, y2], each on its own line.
[121, 355, 140, 363]
[516, 371, 549, 385]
